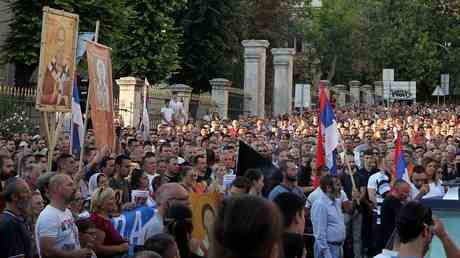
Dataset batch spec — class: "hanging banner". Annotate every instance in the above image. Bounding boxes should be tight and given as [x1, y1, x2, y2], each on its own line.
[36, 7, 79, 112]
[86, 41, 115, 150]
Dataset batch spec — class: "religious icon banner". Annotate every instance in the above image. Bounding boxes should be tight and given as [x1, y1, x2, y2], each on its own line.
[190, 192, 224, 243]
[36, 7, 79, 112]
[86, 41, 115, 151]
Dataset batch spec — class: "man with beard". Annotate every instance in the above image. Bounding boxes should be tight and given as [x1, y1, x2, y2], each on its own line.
[109, 155, 131, 207]
[409, 165, 429, 200]
[36, 174, 93, 258]
[0, 178, 33, 258]
[0, 154, 16, 190]
[268, 160, 304, 201]
[395, 201, 459, 258]
[311, 175, 346, 258]
[0, 154, 16, 211]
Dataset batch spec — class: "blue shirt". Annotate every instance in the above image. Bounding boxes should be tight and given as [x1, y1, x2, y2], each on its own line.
[268, 184, 304, 201]
[311, 191, 346, 258]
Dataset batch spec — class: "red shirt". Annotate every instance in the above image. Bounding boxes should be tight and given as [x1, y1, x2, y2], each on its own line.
[90, 212, 125, 246]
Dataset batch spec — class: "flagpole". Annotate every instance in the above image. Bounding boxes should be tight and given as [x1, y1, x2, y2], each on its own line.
[77, 20, 100, 176]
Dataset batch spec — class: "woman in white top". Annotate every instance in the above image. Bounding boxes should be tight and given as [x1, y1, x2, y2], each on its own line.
[422, 157, 445, 199]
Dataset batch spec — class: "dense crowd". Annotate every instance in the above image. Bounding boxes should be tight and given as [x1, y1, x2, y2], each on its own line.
[0, 101, 459, 258]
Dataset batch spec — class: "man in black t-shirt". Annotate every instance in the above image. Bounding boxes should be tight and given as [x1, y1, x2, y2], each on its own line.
[273, 192, 306, 258]
[377, 179, 411, 253]
[0, 178, 33, 258]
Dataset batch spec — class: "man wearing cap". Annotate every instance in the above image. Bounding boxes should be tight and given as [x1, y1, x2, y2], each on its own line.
[0, 178, 33, 258]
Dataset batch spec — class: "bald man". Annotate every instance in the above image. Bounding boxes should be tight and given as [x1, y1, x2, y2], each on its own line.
[377, 179, 411, 253]
[0, 178, 33, 258]
[143, 183, 189, 242]
[35, 174, 93, 258]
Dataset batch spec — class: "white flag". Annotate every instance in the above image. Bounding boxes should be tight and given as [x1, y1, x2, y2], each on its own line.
[141, 78, 150, 141]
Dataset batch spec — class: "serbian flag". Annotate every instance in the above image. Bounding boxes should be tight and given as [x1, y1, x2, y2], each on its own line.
[316, 82, 340, 175]
[70, 80, 84, 156]
[394, 130, 408, 180]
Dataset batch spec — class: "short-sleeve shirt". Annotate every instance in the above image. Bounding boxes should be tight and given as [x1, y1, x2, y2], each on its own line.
[35, 205, 80, 258]
[161, 107, 174, 123]
[90, 212, 125, 246]
[367, 171, 391, 224]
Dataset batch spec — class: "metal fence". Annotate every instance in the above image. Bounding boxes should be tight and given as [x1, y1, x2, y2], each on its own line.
[0, 85, 40, 123]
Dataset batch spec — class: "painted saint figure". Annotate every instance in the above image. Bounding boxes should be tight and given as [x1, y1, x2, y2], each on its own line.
[41, 26, 72, 107]
[95, 58, 110, 111]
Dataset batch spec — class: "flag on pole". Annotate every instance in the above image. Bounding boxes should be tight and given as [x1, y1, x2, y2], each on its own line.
[394, 130, 408, 180]
[70, 80, 84, 156]
[316, 82, 340, 175]
[76, 32, 96, 64]
[140, 78, 150, 141]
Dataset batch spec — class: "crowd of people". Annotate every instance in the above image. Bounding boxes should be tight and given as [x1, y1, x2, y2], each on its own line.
[0, 101, 459, 258]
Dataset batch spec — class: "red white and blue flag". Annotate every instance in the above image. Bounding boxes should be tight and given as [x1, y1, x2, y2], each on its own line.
[70, 80, 84, 156]
[316, 82, 340, 175]
[394, 130, 408, 180]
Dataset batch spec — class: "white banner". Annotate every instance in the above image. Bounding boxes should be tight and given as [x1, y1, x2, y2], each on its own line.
[383, 81, 416, 101]
[441, 74, 450, 95]
[294, 84, 311, 108]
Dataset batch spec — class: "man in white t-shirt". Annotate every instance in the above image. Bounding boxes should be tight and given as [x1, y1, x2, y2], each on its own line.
[169, 93, 186, 125]
[35, 174, 93, 258]
[367, 168, 391, 256]
[160, 99, 174, 126]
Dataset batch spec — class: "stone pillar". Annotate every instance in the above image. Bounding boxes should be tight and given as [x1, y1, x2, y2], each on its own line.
[361, 84, 373, 105]
[374, 81, 384, 105]
[210, 78, 232, 119]
[334, 84, 347, 107]
[242, 40, 270, 117]
[170, 84, 193, 116]
[349, 80, 361, 105]
[271, 48, 295, 115]
[116, 77, 144, 128]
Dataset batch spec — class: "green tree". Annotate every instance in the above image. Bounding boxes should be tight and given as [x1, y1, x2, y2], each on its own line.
[2, 0, 42, 86]
[170, 0, 239, 92]
[2, 0, 184, 86]
[115, 0, 185, 83]
[299, 0, 363, 87]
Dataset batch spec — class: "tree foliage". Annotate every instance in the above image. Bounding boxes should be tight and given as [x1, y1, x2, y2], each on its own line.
[170, 0, 236, 92]
[116, 0, 186, 83]
[2, 0, 184, 85]
[299, 0, 460, 100]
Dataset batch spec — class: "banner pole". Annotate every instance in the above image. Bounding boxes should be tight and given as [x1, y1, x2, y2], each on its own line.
[77, 20, 100, 176]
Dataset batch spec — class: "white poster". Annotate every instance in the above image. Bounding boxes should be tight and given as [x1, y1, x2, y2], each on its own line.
[294, 84, 311, 108]
[441, 74, 450, 95]
[383, 81, 417, 101]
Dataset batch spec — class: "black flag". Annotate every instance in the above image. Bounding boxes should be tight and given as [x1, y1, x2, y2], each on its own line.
[236, 141, 282, 196]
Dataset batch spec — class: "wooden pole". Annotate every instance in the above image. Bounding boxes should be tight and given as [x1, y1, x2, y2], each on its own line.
[77, 20, 100, 174]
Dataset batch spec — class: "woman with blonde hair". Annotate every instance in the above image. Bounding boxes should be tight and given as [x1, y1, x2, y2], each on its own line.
[207, 163, 226, 193]
[90, 187, 129, 258]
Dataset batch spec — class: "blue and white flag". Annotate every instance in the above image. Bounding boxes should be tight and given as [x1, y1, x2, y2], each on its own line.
[70, 80, 84, 156]
[76, 32, 95, 64]
[112, 206, 156, 247]
[140, 78, 150, 140]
